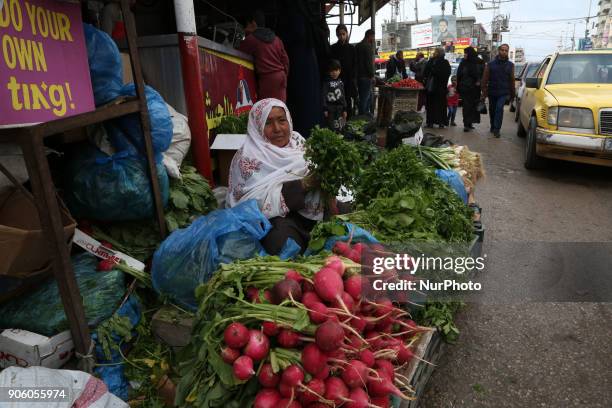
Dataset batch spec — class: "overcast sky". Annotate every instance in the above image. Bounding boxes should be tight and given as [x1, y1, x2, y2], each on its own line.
[328, 0, 597, 61]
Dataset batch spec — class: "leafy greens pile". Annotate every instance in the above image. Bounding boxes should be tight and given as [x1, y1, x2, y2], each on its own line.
[166, 165, 218, 232]
[214, 113, 249, 134]
[347, 145, 473, 243]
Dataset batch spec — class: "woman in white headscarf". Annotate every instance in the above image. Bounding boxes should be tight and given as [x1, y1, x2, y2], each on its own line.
[226, 98, 324, 255]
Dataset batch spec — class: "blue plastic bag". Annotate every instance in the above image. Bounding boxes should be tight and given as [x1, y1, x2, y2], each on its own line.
[152, 200, 271, 310]
[278, 238, 301, 260]
[92, 295, 142, 401]
[108, 84, 173, 160]
[435, 169, 468, 204]
[0, 254, 125, 336]
[64, 144, 169, 221]
[304, 222, 379, 256]
[83, 24, 123, 106]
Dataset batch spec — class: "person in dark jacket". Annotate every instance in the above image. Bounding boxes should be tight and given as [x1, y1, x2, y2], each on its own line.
[424, 48, 451, 128]
[385, 50, 408, 80]
[277, 2, 322, 138]
[322, 59, 347, 132]
[240, 11, 290, 102]
[410, 52, 427, 111]
[355, 29, 375, 115]
[457, 46, 484, 132]
[330, 24, 357, 116]
[481, 43, 516, 137]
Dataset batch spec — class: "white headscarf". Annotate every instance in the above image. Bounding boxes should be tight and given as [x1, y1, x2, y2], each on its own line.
[225, 98, 324, 221]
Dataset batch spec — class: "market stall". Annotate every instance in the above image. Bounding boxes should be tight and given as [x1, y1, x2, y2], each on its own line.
[0, 1, 487, 407]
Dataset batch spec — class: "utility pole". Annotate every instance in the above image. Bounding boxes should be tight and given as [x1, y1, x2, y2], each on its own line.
[370, 0, 376, 33]
[585, 0, 593, 38]
[414, 0, 419, 23]
[571, 22, 577, 51]
[339, 0, 344, 25]
[474, 0, 516, 56]
[441, 1, 446, 16]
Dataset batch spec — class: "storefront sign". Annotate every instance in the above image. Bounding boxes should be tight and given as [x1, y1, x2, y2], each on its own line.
[0, 0, 94, 127]
[199, 47, 257, 134]
[411, 23, 434, 48]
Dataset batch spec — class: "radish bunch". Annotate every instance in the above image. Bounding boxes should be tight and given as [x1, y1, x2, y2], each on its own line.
[214, 253, 428, 407]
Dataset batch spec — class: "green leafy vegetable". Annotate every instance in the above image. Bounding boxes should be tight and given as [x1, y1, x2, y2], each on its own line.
[95, 314, 134, 360]
[351, 146, 473, 243]
[308, 220, 348, 251]
[304, 126, 361, 198]
[215, 113, 249, 135]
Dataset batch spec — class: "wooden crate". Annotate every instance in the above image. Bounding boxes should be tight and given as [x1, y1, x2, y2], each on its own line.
[392, 329, 445, 408]
[377, 87, 420, 127]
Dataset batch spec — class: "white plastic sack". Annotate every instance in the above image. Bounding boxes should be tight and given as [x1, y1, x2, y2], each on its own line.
[402, 127, 424, 146]
[213, 186, 228, 209]
[162, 104, 191, 179]
[0, 366, 128, 408]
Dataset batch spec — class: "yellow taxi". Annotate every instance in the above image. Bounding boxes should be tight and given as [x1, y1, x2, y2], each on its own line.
[517, 51, 612, 168]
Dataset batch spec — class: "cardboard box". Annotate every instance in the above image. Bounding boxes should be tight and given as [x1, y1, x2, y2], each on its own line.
[72, 228, 145, 271]
[210, 134, 246, 187]
[0, 188, 76, 279]
[0, 329, 74, 369]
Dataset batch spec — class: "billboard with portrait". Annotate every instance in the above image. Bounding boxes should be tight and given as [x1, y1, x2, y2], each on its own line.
[431, 15, 457, 45]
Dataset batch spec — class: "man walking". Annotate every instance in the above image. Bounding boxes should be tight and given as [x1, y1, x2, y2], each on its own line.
[355, 29, 375, 115]
[481, 44, 515, 138]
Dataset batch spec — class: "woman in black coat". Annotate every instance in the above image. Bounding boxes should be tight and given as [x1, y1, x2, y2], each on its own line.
[423, 48, 452, 128]
[457, 47, 484, 132]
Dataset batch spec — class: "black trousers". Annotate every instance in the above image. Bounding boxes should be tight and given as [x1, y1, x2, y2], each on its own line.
[261, 212, 316, 256]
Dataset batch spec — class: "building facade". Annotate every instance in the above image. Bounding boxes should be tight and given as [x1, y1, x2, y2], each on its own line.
[594, 0, 612, 48]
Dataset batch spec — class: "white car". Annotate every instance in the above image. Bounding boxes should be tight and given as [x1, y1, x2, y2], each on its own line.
[514, 62, 541, 122]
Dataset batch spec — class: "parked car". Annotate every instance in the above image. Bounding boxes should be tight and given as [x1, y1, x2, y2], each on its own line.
[517, 50, 612, 169]
[514, 61, 542, 122]
[514, 62, 526, 80]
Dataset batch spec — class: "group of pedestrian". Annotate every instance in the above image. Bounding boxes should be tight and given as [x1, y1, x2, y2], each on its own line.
[321, 25, 377, 131]
[418, 43, 515, 138]
[239, 9, 515, 139]
[240, 14, 377, 134]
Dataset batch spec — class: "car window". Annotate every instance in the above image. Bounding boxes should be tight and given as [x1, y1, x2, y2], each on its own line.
[515, 64, 526, 77]
[524, 64, 539, 79]
[547, 54, 612, 84]
[536, 58, 550, 79]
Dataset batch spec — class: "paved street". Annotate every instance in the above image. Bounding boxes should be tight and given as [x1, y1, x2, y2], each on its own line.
[420, 108, 612, 407]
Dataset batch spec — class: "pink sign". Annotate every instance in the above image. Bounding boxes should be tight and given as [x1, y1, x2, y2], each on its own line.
[0, 0, 94, 127]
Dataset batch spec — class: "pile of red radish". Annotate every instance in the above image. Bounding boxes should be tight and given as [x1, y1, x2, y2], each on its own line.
[218, 249, 430, 408]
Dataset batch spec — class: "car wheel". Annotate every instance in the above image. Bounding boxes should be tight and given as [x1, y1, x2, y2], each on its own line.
[524, 115, 545, 169]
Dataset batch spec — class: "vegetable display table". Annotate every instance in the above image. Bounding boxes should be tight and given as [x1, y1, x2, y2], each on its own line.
[377, 86, 421, 127]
